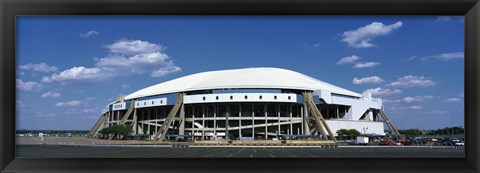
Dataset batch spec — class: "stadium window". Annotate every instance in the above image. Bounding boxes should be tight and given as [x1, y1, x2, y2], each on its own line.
[230, 96, 233, 100]
[217, 96, 219, 100]
[259, 95, 262, 99]
[161, 100, 163, 104]
[274, 96, 277, 100]
[203, 97, 206, 101]
[288, 96, 291, 100]
[245, 95, 248, 99]
[144, 102, 146, 105]
[152, 101, 154, 104]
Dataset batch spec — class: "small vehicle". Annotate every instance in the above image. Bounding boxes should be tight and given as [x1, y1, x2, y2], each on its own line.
[455, 142, 465, 146]
[399, 140, 413, 146]
[356, 136, 369, 145]
[378, 140, 395, 146]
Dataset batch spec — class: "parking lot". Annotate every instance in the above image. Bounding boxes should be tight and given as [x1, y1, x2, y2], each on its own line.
[16, 145, 464, 158]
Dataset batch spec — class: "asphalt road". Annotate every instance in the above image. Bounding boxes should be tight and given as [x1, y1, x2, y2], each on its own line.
[16, 145, 464, 158]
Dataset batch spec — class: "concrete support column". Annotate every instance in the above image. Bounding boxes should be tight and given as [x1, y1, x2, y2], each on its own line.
[226, 104, 230, 140]
[192, 106, 195, 137]
[252, 103, 255, 139]
[202, 105, 205, 141]
[302, 102, 311, 135]
[290, 105, 293, 136]
[179, 104, 185, 135]
[142, 110, 145, 134]
[213, 105, 217, 139]
[264, 103, 267, 140]
[300, 106, 304, 135]
[106, 112, 110, 128]
[277, 104, 280, 136]
[336, 105, 339, 118]
[147, 109, 150, 135]
[154, 108, 158, 136]
[133, 108, 137, 134]
[239, 104, 242, 139]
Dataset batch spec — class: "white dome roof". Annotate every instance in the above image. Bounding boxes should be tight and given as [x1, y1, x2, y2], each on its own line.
[125, 67, 362, 99]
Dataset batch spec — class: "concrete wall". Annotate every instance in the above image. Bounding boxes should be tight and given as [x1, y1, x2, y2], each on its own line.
[135, 98, 167, 108]
[184, 93, 298, 104]
[329, 95, 382, 120]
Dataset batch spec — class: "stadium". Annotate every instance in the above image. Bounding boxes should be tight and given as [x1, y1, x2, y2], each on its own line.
[90, 67, 399, 142]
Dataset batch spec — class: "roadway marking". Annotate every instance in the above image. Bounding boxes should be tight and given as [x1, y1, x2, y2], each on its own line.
[269, 154, 275, 158]
[227, 154, 233, 157]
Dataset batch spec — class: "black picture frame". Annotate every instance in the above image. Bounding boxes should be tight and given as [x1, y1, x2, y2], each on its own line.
[1, 0, 479, 172]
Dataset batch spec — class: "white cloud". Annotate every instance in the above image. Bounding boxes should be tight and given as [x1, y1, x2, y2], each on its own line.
[336, 55, 361, 65]
[105, 39, 162, 55]
[459, 92, 464, 98]
[122, 84, 130, 89]
[442, 98, 463, 103]
[352, 76, 384, 85]
[363, 87, 401, 96]
[421, 110, 448, 115]
[402, 95, 434, 103]
[387, 105, 422, 111]
[35, 112, 56, 117]
[408, 106, 422, 110]
[383, 99, 401, 104]
[151, 65, 182, 77]
[435, 16, 463, 22]
[407, 52, 464, 61]
[16, 79, 43, 91]
[41, 91, 61, 98]
[55, 100, 83, 107]
[312, 43, 321, 48]
[388, 75, 436, 88]
[341, 21, 403, 48]
[353, 62, 381, 69]
[43, 39, 181, 83]
[80, 31, 99, 38]
[65, 108, 99, 115]
[42, 66, 112, 83]
[81, 108, 98, 114]
[19, 63, 58, 73]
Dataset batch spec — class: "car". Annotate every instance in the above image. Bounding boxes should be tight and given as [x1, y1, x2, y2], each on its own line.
[455, 142, 465, 146]
[399, 140, 413, 146]
[378, 140, 395, 146]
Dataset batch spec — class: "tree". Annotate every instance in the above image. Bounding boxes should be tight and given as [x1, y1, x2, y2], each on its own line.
[347, 129, 361, 140]
[398, 129, 423, 138]
[336, 129, 361, 140]
[336, 129, 349, 140]
[99, 124, 132, 140]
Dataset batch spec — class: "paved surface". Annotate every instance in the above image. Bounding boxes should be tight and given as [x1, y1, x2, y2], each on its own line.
[16, 145, 464, 158]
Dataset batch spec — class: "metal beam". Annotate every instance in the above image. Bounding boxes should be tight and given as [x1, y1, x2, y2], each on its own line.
[154, 93, 184, 141]
[379, 110, 400, 135]
[89, 114, 106, 136]
[120, 100, 136, 124]
[304, 91, 337, 142]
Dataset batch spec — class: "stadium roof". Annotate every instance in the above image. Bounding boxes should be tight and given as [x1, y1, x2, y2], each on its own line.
[125, 67, 362, 100]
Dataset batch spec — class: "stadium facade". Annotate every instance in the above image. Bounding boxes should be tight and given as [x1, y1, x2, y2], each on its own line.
[90, 67, 399, 141]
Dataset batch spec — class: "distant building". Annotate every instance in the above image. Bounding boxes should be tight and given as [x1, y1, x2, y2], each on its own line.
[90, 67, 398, 141]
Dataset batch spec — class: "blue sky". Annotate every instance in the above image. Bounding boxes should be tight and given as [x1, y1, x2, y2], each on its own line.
[16, 16, 464, 130]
